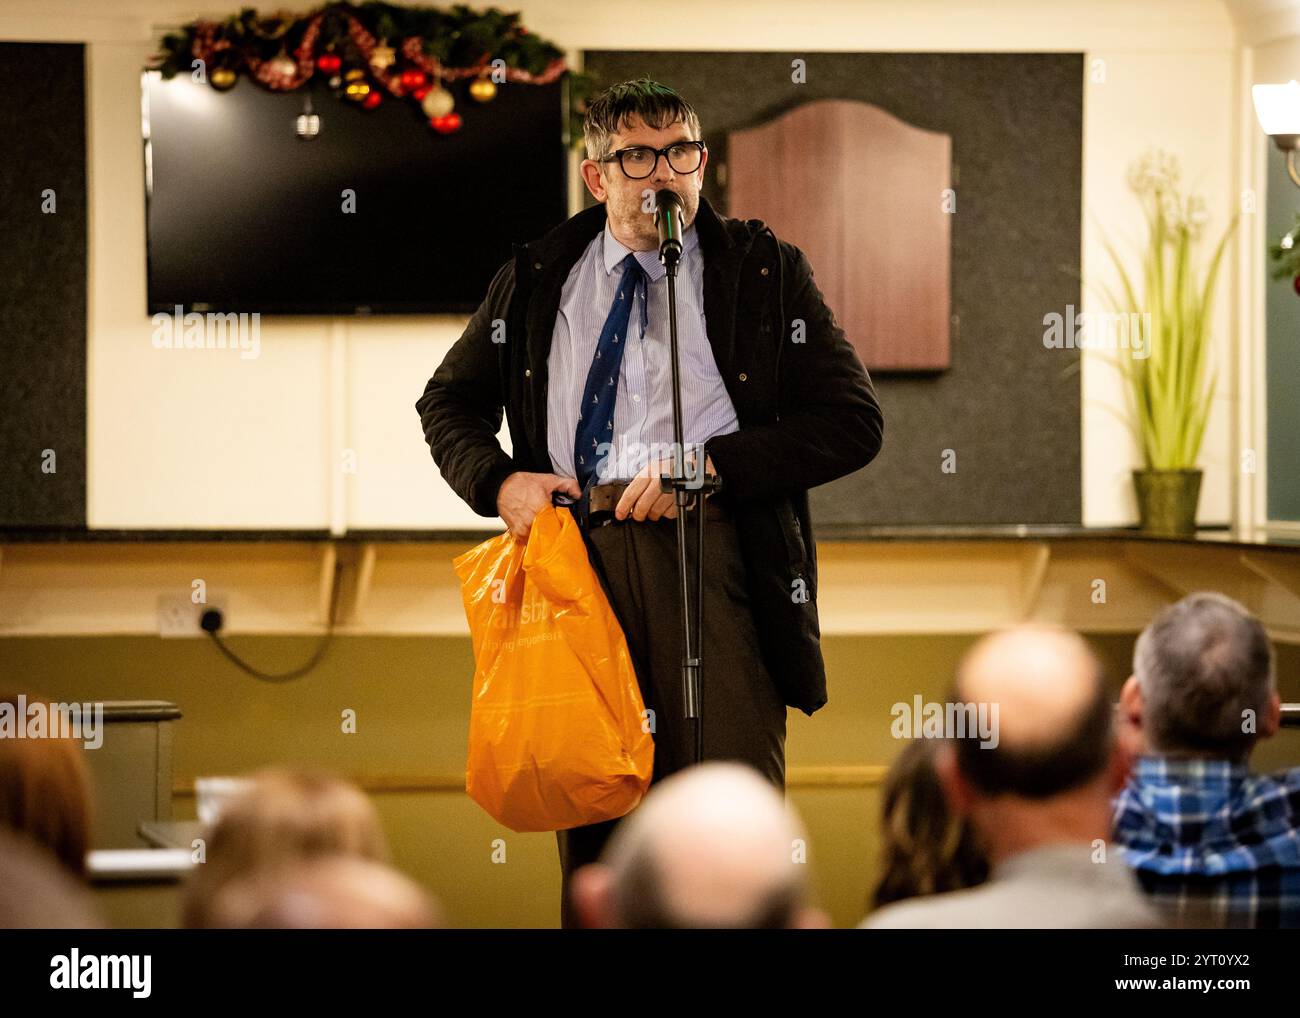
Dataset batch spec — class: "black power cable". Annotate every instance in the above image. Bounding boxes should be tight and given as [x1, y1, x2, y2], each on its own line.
[199, 560, 343, 682]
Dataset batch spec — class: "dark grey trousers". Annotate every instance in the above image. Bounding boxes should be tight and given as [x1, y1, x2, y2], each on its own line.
[554, 503, 788, 928]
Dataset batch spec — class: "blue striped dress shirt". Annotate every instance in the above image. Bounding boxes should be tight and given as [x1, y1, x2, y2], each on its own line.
[546, 218, 739, 481]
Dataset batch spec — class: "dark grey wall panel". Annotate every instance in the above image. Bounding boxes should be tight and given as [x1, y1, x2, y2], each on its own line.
[582, 52, 1083, 525]
[1266, 143, 1300, 522]
[0, 42, 87, 528]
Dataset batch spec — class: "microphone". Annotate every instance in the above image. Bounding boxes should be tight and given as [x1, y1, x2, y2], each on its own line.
[654, 188, 685, 266]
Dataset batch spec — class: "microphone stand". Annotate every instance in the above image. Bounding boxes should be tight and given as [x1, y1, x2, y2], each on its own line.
[657, 210, 721, 767]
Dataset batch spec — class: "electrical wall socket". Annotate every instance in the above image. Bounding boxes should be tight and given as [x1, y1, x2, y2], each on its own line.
[156, 594, 223, 639]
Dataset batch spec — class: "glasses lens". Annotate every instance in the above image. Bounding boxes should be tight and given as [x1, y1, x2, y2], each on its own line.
[620, 147, 657, 178]
[667, 143, 702, 174]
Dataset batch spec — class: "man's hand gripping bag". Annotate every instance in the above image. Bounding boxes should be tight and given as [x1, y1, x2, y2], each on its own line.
[452, 503, 654, 832]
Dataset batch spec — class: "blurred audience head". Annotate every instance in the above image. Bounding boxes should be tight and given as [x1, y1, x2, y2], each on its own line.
[182, 766, 388, 928]
[0, 691, 93, 878]
[0, 828, 101, 928]
[871, 737, 989, 910]
[939, 624, 1123, 864]
[207, 856, 441, 929]
[570, 761, 828, 929]
[1121, 592, 1278, 763]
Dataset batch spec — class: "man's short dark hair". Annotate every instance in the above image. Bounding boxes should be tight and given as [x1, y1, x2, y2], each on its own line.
[954, 655, 1115, 799]
[1134, 592, 1274, 761]
[582, 77, 702, 162]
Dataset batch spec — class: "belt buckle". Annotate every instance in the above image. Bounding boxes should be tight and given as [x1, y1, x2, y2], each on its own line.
[587, 480, 623, 522]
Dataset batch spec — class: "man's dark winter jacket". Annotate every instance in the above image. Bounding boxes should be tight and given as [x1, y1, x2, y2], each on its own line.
[416, 194, 883, 715]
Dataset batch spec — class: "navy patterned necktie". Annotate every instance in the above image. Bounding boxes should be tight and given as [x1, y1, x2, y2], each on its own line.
[574, 252, 649, 490]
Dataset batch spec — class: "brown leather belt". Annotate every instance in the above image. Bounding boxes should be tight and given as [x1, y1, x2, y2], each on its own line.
[588, 480, 727, 522]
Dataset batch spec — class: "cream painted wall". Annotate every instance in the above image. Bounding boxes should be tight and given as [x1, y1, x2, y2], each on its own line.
[1081, 48, 1239, 526]
[1, 0, 1246, 530]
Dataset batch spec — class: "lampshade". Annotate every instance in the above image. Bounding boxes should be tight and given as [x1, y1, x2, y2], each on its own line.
[1253, 80, 1300, 137]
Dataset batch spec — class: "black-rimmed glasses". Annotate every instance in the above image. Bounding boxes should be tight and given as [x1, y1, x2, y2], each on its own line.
[597, 140, 706, 179]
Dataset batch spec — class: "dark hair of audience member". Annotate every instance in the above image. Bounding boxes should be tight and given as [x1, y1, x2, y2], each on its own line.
[870, 738, 989, 911]
[0, 691, 93, 878]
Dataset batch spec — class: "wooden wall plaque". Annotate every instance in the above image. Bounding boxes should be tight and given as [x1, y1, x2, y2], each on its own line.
[727, 99, 952, 372]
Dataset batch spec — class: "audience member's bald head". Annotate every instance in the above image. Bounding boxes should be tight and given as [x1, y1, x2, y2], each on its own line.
[571, 762, 827, 929]
[952, 625, 1114, 799]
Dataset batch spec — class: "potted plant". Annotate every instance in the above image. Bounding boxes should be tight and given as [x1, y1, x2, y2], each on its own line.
[1099, 150, 1237, 536]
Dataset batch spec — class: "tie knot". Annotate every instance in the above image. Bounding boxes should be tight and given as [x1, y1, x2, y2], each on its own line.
[620, 253, 647, 280]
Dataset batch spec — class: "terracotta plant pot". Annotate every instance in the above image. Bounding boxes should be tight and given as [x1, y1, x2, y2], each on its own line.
[1131, 468, 1203, 537]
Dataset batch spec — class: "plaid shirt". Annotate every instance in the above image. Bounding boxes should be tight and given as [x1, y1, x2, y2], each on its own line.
[1111, 756, 1300, 928]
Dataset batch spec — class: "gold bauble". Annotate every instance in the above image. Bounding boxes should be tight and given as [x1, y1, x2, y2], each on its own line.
[345, 81, 371, 102]
[369, 43, 396, 73]
[210, 67, 237, 91]
[420, 85, 454, 118]
[344, 68, 367, 82]
[469, 76, 497, 102]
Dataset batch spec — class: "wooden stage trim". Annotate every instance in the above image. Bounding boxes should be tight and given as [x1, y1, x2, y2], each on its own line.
[171, 765, 894, 797]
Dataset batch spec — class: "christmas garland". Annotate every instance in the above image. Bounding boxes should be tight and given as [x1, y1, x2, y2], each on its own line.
[1268, 213, 1300, 294]
[151, 2, 596, 140]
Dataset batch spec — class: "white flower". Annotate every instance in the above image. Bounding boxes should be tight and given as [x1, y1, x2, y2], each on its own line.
[1160, 191, 1183, 232]
[1186, 194, 1209, 238]
[1128, 148, 1181, 195]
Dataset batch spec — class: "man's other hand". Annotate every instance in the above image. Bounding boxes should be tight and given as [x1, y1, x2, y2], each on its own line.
[497, 472, 582, 540]
[614, 454, 715, 522]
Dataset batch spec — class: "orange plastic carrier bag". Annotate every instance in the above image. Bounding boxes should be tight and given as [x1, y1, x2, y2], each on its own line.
[452, 503, 654, 832]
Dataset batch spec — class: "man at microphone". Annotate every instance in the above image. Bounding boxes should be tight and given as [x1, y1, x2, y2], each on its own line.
[416, 77, 884, 928]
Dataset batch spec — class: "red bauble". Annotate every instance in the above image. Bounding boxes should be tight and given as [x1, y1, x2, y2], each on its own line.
[431, 112, 462, 134]
[411, 84, 431, 101]
[399, 68, 425, 89]
[362, 90, 382, 110]
[316, 53, 342, 74]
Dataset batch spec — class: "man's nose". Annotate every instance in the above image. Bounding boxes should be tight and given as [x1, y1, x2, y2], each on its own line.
[650, 153, 675, 184]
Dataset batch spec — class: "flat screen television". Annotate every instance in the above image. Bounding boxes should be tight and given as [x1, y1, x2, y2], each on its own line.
[142, 71, 569, 314]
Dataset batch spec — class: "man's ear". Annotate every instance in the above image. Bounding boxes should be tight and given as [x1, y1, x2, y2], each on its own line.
[1119, 675, 1142, 726]
[579, 159, 608, 203]
[1262, 690, 1282, 739]
[934, 742, 973, 817]
[1117, 675, 1146, 760]
[569, 863, 613, 929]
